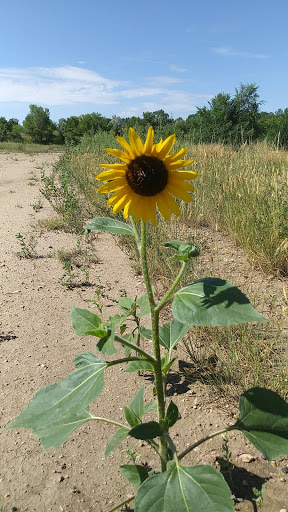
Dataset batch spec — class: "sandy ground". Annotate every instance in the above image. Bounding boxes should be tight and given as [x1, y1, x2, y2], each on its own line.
[0, 152, 288, 512]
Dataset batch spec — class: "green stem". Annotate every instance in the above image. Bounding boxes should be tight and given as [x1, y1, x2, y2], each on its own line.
[129, 216, 141, 247]
[140, 221, 167, 471]
[155, 260, 188, 314]
[178, 426, 234, 461]
[107, 356, 151, 368]
[114, 334, 156, 362]
[107, 495, 135, 512]
[90, 416, 128, 430]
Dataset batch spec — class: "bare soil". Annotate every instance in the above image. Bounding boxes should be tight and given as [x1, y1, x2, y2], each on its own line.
[0, 152, 287, 512]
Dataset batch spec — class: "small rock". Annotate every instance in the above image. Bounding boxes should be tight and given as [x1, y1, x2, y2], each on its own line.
[239, 453, 256, 463]
[55, 475, 64, 483]
[280, 509, 287, 512]
[279, 477, 286, 482]
[281, 465, 288, 474]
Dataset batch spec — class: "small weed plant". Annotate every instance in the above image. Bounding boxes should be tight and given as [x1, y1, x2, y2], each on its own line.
[7, 128, 288, 511]
[15, 232, 37, 259]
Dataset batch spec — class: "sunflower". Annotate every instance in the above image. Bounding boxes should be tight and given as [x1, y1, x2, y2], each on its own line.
[96, 127, 198, 225]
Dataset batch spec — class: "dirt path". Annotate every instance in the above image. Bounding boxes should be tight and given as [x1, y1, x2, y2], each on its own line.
[0, 153, 287, 512]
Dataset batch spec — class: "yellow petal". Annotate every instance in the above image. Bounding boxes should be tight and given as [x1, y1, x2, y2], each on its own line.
[112, 193, 131, 214]
[143, 126, 154, 154]
[96, 169, 126, 181]
[151, 138, 163, 156]
[99, 163, 127, 171]
[133, 196, 156, 225]
[156, 193, 171, 220]
[116, 136, 135, 160]
[168, 174, 195, 191]
[164, 148, 188, 164]
[105, 147, 131, 163]
[97, 178, 127, 193]
[165, 160, 194, 171]
[129, 127, 144, 156]
[107, 187, 129, 206]
[155, 134, 176, 160]
[160, 189, 181, 216]
[166, 183, 194, 201]
[123, 199, 133, 219]
[170, 170, 199, 181]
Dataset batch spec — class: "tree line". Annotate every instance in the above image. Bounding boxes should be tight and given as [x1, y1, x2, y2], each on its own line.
[1, 83, 288, 148]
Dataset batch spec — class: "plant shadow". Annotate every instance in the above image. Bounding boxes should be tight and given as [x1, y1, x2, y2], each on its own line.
[219, 462, 269, 511]
[0, 332, 17, 343]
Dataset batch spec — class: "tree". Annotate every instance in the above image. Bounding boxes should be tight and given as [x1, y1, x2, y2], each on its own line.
[0, 117, 9, 141]
[23, 105, 55, 144]
[231, 83, 263, 143]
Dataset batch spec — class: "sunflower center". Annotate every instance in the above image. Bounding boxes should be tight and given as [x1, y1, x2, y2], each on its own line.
[126, 155, 168, 196]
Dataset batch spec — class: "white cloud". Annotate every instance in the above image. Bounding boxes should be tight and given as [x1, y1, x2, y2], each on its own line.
[0, 65, 212, 118]
[0, 65, 123, 105]
[213, 47, 269, 59]
[145, 76, 183, 87]
[169, 65, 187, 73]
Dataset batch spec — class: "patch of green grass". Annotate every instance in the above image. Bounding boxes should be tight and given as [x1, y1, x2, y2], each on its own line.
[36, 216, 66, 232]
[0, 141, 63, 154]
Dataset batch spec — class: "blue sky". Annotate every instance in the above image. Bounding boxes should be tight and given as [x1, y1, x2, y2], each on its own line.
[1, 0, 287, 123]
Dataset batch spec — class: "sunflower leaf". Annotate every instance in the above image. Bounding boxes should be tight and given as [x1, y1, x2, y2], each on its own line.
[135, 463, 234, 512]
[6, 352, 107, 448]
[234, 387, 288, 461]
[172, 278, 268, 326]
[84, 217, 134, 236]
[164, 240, 200, 261]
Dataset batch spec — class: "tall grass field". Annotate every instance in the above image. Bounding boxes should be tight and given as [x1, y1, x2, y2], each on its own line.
[41, 132, 288, 276]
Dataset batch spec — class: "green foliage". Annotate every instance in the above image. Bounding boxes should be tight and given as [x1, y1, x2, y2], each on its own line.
[135, 463, 234, 512]
[23, 104, 56, 144]
[172, 278, 268, 326]
[85, 217, 134, 236]
[235, 387, 288, 460]
[15, 232, 37, 258]
[6, 352, 107, 449]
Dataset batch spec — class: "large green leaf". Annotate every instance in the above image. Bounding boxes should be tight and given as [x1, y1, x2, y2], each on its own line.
[135, 463, 233, 512]
[120, 464, 149, 490]
[234, 387, 288, 460]
[84, 217, 134, 236]
[7, 352, 107, 448]
[172, 278, 268, 327]
[140, 319, 189, 351]
[105, 427, 129, 457]
[71, 305, 107, 337]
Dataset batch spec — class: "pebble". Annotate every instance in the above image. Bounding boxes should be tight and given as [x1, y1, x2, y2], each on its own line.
[281, 465, 288, 474]
[280, 509, 287, 512]
[239, 453, 256, 463]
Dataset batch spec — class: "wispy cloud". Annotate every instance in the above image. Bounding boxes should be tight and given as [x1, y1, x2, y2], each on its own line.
[213, 46, 269, 59]
[169, 65, 187, 73]
[0, 65, 123, 105]
[144, 75, 183, 87]
[0, 65, 211, 118]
